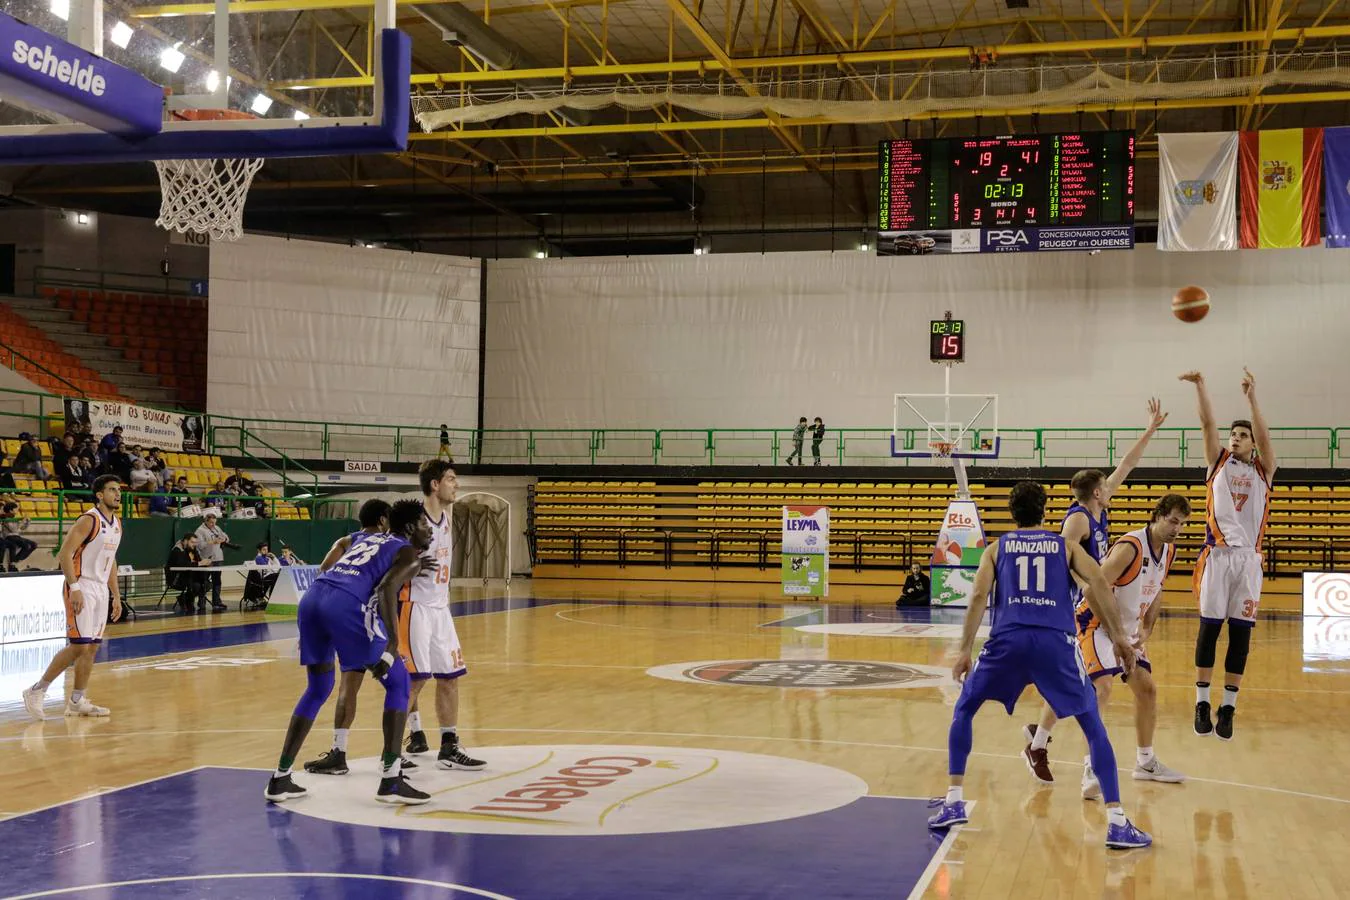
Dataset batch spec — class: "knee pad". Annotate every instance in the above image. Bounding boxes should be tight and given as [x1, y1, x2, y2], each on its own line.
[1224, 622, 1253, 675]
[294, 665, 335, 721]
[380, 656, 410, 711]
[1194, 620, 1223, 669]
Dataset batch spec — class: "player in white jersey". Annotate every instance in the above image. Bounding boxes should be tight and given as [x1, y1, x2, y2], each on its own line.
[1021, 399, 1168, 776]
[1182, 368, 1276, 742]
[401, 459, 486, 770]
[21, 475, 123, 720]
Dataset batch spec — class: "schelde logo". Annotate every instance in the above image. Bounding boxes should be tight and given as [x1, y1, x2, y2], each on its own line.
[12, 40, 107, 97]
[284, 745, 867, 836]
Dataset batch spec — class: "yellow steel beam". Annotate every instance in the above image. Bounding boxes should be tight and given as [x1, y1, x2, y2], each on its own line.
[1240, 0, 1289, 129]
[410, 88, 1350, 141]
[270, 24, 1350, 88]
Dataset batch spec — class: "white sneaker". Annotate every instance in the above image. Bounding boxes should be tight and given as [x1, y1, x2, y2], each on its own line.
[21, 687, 46, 721]
[1132, 756, 1186, 783]
[64, 697, 110, 717]
[1081, 755, 1101, 801]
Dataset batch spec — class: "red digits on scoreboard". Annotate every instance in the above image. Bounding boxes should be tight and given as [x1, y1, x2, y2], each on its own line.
[979, 151, 992, 166]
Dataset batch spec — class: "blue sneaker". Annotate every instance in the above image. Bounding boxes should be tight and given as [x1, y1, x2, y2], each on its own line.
[927, 799, 969, 830]
[1105, 819, 1153, 849]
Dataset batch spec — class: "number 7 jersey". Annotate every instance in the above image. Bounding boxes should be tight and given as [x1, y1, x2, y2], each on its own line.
[1205, 449, 1271, 550]
[407, 506, 452, 608]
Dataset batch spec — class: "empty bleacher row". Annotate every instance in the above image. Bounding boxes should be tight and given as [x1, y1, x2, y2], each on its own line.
[530, 479, 1350, 576]
[0, 304, 126, 400]
[2, 440, 309, 521]
[41, 286, 207, 410]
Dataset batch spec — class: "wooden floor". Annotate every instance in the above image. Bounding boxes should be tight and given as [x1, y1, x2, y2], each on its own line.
[3, 578, 1348, 899]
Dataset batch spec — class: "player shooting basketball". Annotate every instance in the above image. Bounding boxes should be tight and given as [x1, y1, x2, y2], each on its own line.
[1182, 368, 1276, 742]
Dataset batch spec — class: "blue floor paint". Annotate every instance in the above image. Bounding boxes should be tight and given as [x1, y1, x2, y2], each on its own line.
[1, 768, 942, 900]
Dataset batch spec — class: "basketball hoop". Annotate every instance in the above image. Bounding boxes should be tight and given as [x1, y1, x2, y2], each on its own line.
[930, 441, 955, 460]
[154, 109, 263, 242]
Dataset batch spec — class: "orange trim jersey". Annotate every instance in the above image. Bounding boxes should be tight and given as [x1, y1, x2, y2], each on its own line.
[406, 506, 452, 608]
[1204, 448, 1271, 550]
[1074, 527, 1175, 678]
[74, 507, 121, 584]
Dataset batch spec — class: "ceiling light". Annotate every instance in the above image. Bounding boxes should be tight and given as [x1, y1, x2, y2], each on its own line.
[50, 0, 69, 21]
[76, 213, 89, 225]
[534, 250, 547, 259]
[693, 246, 704, 256]
[858, 242, 870, 252]
[250, 93, 274, 115]
[109, 21, 134, 49]
[293, 110, 310, 121]
[205, 70, 232, 92]
[159, 44, 185, 74]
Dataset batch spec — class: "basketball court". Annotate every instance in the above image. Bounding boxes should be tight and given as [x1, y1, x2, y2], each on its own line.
[2, 581, 1346, 898]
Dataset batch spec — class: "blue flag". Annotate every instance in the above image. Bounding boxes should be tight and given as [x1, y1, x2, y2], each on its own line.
[1323, 127, 1350, 248]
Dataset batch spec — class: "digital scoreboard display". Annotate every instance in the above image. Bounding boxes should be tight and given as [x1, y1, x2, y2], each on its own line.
[930, 319, 964, 363]
[878, 131, 1135, 230]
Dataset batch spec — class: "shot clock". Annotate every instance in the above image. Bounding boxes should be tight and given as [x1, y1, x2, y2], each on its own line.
[878, 131, 1135, 231]
[930, 319, 965, 363]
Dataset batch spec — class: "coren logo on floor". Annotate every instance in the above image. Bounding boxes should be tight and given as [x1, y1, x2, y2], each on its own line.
[12, 40, 107, 96]
[283, 745, 868, 836]
[647, 659, 949, 689]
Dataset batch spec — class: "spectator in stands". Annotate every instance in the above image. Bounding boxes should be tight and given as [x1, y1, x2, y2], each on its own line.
[224, 467, 246, 492]
[53, 434, 76, 474]
[148, 482, 173, 517]
[206, 479, 233, 514]
[77, 436, 98, 472]
[99, 426, 123, 461]
[439, 424, 454, 461]
[0, 446, 13, 491]
[170, 476, 193, 511]
[194, 512, 235, 610]
[61, 453, 92, 498]
[896, 563, 931, 608]
[166, 533, 211, 614]
[128, 459, 157, 495]
[147, 448, 168, 487]
[0, 501, 37, 572]
[810, 417, 825, 466]
[14, 434, 50, 480]
[785, 417, 808, 466]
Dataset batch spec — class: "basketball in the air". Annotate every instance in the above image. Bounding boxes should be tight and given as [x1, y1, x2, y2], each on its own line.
[1172, 285, 1210, 322]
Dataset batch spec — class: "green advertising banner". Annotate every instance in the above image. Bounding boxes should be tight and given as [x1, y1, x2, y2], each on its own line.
[781, 505, 829, 597]
[930, 499, 987, 607]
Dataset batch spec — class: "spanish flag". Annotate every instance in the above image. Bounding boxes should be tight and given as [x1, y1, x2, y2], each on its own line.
[1239, 127, 1323, 248]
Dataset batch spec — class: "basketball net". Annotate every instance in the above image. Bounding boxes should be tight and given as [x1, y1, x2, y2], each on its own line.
[154, 109, 263, 242]
[929, 440, 972, 502]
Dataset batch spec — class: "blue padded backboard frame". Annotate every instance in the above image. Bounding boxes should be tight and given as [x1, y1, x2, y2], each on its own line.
[0, 29, 410, 165]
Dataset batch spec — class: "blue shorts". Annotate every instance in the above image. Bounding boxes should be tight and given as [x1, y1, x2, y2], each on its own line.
[960, 626, 1096, 719]
[298, 583, 388, 672]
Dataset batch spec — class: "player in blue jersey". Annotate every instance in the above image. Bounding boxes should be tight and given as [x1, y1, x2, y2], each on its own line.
[929, 481, 1153, 850]
[1022, 398, 1167, 781]
[265, 499, 433, 805]
[301, 499, 424, 777]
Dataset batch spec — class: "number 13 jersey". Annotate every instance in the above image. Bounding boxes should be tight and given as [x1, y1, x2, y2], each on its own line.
[408, 507, 452, 607]
[1205, 449, 1270, 550]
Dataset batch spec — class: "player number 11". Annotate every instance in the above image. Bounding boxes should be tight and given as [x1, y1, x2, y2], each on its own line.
[1015, 555, 1046, 592]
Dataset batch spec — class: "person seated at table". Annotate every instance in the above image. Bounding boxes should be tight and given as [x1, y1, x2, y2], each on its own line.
[166, 534, 212, 614]
[251, 541, 282, 602]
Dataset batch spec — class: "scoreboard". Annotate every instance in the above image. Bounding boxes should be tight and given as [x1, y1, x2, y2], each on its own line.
[878, 131, 1135, 231]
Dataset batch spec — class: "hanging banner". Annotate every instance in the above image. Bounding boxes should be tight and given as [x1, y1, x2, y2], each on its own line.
[64, 398, 204, 453]
[1157, 132, 1238, 252]
[879, 226, 1133, 255]
[930, 500, 987, 607]
[1239, 127, 1323, 249]
[781, 506, 829, 598]
[1323, 127, 1350, 248]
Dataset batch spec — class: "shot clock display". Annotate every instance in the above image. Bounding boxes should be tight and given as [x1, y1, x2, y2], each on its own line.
[930, 319, 965, 363]
[878, 131, 1135, 230]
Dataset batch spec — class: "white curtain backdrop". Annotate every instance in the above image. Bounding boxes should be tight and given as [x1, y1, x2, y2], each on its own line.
[209, 235, 479, 426]
[486, 244, 1350, 429]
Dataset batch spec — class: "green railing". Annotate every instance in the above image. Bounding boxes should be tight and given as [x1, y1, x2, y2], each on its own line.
[0, 386, 1343, 468]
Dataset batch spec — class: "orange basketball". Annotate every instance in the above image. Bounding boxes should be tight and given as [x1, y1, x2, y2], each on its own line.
[1172, 285, 1210, 323]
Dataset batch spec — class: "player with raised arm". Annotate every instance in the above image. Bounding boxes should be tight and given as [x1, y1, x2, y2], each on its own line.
[302, 499, 421, 777]
[1182, 368, 1275, 742]
[265, 499, 433, 805]
[22, 475, 123, 719]
[402, 460, 486, 771]
[928, 481, 1152, 850]
[1022, 399, 1167, 778]
[1073, 495, 1192, 798]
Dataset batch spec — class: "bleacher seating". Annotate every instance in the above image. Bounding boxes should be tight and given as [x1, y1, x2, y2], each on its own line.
[0, 439, 309, 521]
[40, 286, 207, 410]
[531, 479, 1350, 576]
[0, 304, 126, 400]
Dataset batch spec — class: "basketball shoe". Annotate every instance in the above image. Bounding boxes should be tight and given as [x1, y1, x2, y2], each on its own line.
[21, 686, 46, 721]
[304, 749, 349, 775]
[65, 697, 110, 717]
[1105, 819, 1152, 849]
[926, 798, 969, 830]
[264, 774, 307, 802]
[1133, 757, 1186, 783]
[377, 774, 430, 805]
[1194, 700, 1213, 736]
[1215, 705, 1236, 741]
[438, 737, 487, 770]
[1020, 723, 1053, 783]
[405, 730, 430, 754]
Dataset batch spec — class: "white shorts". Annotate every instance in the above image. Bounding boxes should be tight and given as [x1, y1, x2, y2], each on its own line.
[65, 579, 110, 644]
[398, 601, 466, 679]
[1194, 546, 1263, 626]
[1077, 618, 1151, 681]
